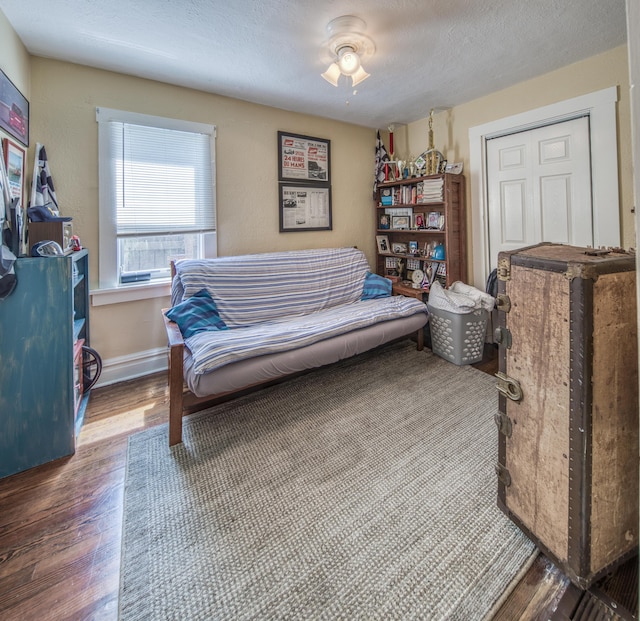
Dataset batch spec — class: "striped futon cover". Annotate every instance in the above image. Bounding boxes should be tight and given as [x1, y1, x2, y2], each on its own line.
[171, 247, 427, 375]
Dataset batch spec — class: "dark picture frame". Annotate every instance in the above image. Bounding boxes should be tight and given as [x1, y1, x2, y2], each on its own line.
[0, 69, 29, 147]
[279, 183, 332, 232]
[278, 131, 330, 184]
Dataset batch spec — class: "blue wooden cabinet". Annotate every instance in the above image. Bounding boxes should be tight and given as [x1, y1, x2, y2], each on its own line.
[0, 250, 90, 478]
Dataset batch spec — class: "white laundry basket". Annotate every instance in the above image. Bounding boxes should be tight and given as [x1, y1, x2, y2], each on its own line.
[427, 280, 493, 365]
[427, 305, 489, 365]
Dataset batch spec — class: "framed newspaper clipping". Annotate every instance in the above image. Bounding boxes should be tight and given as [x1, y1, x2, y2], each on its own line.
[279, 183, 332, 232]
[278, 131, 330, 184]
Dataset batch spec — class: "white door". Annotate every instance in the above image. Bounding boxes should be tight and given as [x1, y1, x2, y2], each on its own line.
[487, 117, 593, 270]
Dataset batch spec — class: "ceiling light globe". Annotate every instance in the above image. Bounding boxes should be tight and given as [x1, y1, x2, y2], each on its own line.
[338, 47, 360, 76]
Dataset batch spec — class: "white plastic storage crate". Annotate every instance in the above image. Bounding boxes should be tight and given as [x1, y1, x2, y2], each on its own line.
[427, 305, 489, 365]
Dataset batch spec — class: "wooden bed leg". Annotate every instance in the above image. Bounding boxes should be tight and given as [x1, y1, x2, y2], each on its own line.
[168, 343, 184, 446]
[416, 328, 424, 351]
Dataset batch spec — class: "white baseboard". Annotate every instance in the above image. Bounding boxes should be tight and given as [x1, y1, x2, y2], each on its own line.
[94, 346, 168, 388]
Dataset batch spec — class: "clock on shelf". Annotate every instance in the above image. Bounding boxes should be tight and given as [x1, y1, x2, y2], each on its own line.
[411, 269, 425, 289]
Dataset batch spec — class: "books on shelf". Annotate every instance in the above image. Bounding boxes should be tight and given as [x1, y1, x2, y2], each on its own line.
[384, 207, 412, 217]
[417, 177, 444, 203]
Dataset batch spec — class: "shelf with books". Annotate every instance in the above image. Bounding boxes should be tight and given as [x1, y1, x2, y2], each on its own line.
[375, 173, 466, 292]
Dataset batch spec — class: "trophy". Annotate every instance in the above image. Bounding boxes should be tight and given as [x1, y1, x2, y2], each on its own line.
[425, 109, 444, 175]
[409, 157, 416, 178]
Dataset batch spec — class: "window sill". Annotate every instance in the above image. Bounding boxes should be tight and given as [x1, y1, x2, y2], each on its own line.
[90, 280, 171, 306]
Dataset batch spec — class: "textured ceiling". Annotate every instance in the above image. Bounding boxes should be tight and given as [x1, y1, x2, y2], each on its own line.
[0, 0, 628, 128]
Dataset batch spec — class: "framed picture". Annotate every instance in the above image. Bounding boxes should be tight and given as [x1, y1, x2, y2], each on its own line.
[413, 212, 425, 229]
[391, 215, 410, 230]
[378, 213, 390, 230]
[279, 183, 332, 232]
[427, 211, 441, 229]
[2, 139, 25, 207]
[376, 234, 390, 254]
[278, 131, 330, 183]
[445, 161, 464, 174]
[392, 242, 408, 254]
[0, 69, 29, 146]
[409, 241, 418, 254]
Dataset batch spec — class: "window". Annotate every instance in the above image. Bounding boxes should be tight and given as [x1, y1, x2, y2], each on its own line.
[96, 108, 216, 299]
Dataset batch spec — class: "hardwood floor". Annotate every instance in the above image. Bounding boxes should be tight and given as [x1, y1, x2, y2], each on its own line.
[0, 346, 608, 620]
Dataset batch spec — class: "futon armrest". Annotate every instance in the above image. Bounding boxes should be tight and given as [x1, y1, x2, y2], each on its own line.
[162, 308, 185, 446]
[162, 309, 184, 347]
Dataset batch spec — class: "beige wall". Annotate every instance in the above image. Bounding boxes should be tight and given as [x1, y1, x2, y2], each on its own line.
[29, 58, 375, 362]
[3, 7, 633, 373]
[403, 44, 634, 283]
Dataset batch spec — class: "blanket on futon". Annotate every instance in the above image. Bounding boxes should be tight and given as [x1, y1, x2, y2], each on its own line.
[171, 247, 428, 375]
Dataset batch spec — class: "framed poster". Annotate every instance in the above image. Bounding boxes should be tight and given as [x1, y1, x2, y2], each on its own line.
[279, 183, 332, 232]
[278, 131, 330, 183]
[0, 69, 29, 147]
[2, 138, 25, 207]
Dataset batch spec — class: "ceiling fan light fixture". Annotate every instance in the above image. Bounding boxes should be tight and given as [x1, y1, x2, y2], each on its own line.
[350, 65, 370, 86]
[321, 15, 375, 88]
[321, 62, 341, 87]
[337, 45, 360, 75]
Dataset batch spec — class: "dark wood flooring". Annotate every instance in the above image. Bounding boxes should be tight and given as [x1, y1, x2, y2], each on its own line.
[0, 343, 632, 620]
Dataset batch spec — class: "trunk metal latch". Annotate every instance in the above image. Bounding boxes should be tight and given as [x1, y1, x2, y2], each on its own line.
[494, 412, 513, 437]
[495, 294, 511, 313]
[494, 326, 512, 349]
[495, 463, 512, 487]
[495, 372, 523, 402]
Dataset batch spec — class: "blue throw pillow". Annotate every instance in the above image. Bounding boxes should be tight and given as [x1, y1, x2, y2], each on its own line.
[361, 272, 392, 300]
[166, 289, 228, 338]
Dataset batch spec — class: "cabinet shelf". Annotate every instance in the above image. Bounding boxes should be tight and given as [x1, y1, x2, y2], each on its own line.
[74, 318, 86, 342]
[0, 249, 91, 478]
[377, 173, 451, 189]
[377, 202, 445, 209]
[381, 253, 445, 262]
[375, 174, 466, 289]
[377, 229, 445, 235]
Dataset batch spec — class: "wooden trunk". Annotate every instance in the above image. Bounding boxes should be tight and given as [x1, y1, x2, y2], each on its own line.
[495, 243, 638, 588]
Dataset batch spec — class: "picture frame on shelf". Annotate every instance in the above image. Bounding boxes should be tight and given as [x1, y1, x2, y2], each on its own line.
[392, 242, 408, 254]
[445, 161, 464, 174]
[376, 235, 390, 254]
[413, 212, 425, 229]
[391, 215, 410, 230]
[409, 241, 418, 254]
[378, 213, 390, 229]
[0, 69, 29, 147]
[278, 131, 330, 184]
[427, 211, 441, 229]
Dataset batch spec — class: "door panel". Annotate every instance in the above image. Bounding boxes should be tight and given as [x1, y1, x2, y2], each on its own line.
[501, 180, 527, 244]
[487, 117, 592, 270]
[540, 175, 570, 242]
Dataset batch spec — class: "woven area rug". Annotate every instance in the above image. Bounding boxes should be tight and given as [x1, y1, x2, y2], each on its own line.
[119, 341, 536, 620]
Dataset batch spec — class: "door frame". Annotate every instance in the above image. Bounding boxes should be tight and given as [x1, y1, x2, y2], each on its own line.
[469, 86, 620, 289]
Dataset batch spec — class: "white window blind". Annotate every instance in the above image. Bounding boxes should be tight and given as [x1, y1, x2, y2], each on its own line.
[96, 107, 217, 297]
[107, 122, 216, 235]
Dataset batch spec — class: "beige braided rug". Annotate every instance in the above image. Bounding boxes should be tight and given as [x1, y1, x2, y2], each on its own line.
[119, 341, 536, 620]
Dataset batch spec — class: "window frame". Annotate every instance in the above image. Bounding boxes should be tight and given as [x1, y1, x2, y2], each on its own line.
[93, 107, 216, 305]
